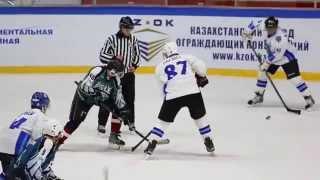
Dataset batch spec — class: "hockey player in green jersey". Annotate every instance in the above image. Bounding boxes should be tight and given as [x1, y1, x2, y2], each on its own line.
[58, 60, 134, 148]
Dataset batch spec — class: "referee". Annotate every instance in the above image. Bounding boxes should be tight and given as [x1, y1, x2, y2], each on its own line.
[97, 16, 141, 144]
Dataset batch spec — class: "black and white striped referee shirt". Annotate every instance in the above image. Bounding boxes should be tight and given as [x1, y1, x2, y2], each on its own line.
[99, 31, 141, 73]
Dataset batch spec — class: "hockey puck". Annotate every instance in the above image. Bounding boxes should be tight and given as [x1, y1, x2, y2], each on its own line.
[265, 115, 271, 120]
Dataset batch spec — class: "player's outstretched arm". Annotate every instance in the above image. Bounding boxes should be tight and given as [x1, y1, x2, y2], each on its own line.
[242, 19, 263, 40]
[188, 55, 207, 77]
[188, 55, 209, 87]
[100, 38, 115, 64]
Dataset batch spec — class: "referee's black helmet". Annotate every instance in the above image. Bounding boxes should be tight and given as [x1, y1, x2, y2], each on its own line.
[119, 16, 134, 29]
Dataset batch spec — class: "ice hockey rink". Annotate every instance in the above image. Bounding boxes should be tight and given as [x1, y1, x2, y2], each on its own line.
[0, 74, 319, 180]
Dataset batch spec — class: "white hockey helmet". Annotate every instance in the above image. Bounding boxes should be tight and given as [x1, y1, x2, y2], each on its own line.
[162, 42, 178, 58]
[43, 119, 62, 137]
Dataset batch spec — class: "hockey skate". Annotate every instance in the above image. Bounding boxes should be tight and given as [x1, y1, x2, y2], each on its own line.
[122, 122, 135, 135]
[248, 91, 264, 105]
[108, 132, 125, 149]
[204, 137, 215, 153]
[144, 140, 157, 158]
[44, 170, 64, 180]
[97, 125, 106, 134]
[304, 95, 315, 110]
[47, 174, 64, 180]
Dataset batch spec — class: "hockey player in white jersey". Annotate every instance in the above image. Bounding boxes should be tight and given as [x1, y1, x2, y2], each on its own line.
[144, 42, 215, 156]
[242, 16, 315, 110]
[5, 119, 63, 180]
[0, 92, 62, 179]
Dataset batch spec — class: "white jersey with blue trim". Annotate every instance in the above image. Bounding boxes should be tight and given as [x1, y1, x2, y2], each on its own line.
[246, 20, 297, 65]
[155, 54, 207, 100]
[0, 109, 48, 155]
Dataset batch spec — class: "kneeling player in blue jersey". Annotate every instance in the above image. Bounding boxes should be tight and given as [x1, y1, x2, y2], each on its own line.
[0, 92, 62, 180]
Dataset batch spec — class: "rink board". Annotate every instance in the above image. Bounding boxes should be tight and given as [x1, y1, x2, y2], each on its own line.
[0, 66, 320, 81]
[0, 6, 320, 80]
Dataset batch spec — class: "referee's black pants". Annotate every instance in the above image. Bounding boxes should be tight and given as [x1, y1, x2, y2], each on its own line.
[98, 72, 135, 126]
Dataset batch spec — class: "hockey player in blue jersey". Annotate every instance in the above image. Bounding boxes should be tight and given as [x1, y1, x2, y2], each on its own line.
[242, 16, 315, 110]
[0, 92, 62, 180]
[5, 119, 63, 180]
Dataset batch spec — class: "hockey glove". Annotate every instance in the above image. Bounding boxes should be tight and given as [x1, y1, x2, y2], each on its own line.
[128, 122, 136, 131]
[43, 167, 64, 180]
[56, 132, 68, 148]
[195, 74, 209, 88]
[259, 61, 271, 72]
[241, 30, 253, 41]
[120, 109, 135, 131]
[79, 80, 97, 96]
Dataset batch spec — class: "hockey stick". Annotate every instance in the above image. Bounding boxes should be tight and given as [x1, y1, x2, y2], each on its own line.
[131, 131, 152, 152]
[134, 129, 150, 141]
[131, 131, 170, 152]
[248, 41, 301, 115]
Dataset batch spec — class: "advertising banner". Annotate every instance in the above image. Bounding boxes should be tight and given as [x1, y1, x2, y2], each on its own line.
[0, 7, 319, 75]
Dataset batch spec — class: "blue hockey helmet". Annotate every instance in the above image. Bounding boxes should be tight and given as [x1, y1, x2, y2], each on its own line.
[31, 91, 50, 113]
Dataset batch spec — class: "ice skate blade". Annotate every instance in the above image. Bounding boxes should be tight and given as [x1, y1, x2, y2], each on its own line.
[305, 105, 317, 112]
[108, 144, 124, 150]
[144, 153, 153, 160]
[97, 132, 107, 138]
[158, 138, 170, 145]
[108, 144, 132, 151]
[247, 103, 262, 107]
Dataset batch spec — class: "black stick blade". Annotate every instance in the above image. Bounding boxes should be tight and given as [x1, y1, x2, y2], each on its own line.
[288, 109, 301, 115]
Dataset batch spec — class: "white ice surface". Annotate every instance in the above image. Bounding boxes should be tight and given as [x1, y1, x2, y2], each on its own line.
[0, 74, 319, 180]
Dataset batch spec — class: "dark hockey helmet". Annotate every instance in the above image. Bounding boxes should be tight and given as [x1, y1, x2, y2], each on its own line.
[31, 91, 50, 113]
[119, 16, 134, 29]
[264, 16, 278, 29]
[106, 60, 125, 77]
